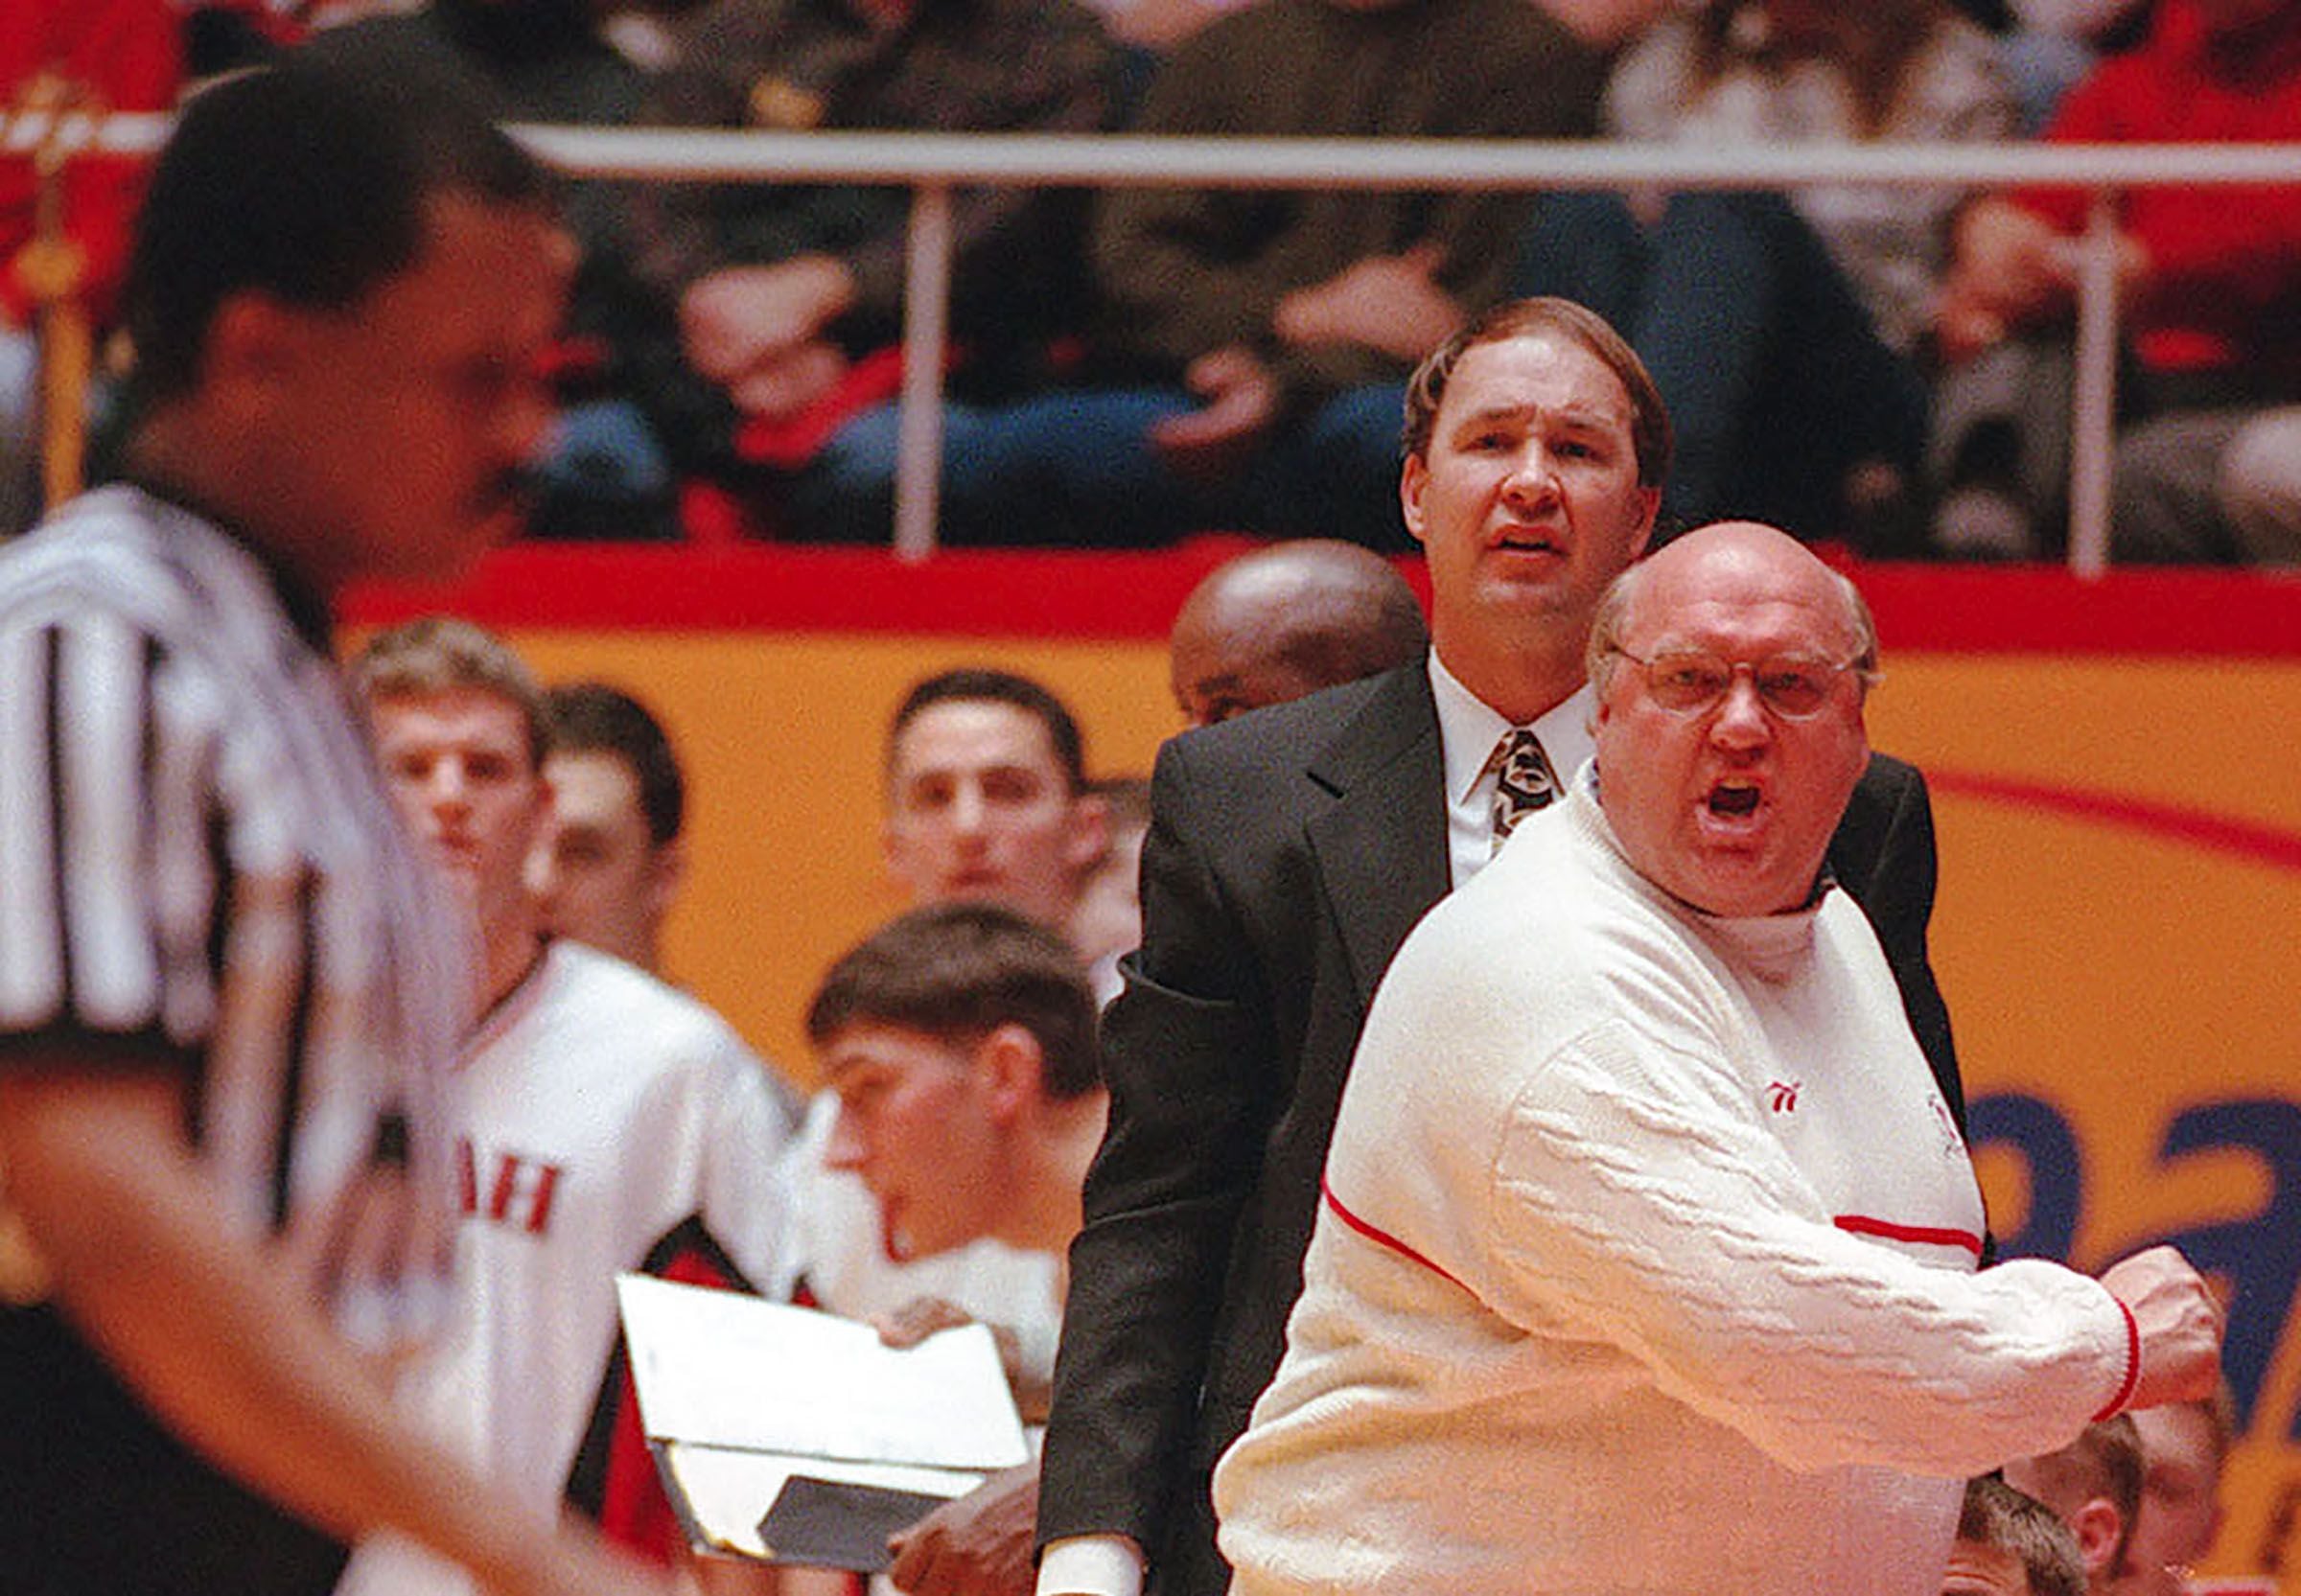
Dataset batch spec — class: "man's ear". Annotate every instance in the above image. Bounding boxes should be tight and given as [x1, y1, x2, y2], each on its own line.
[971, 1022, 1046, 1124]
[512, 766, 555, 862]
[643, 837, 687, 928]
[1064, 789, 1111, 876]
[202, 292, 309, 413]
[1400, 452, 1430, 547]
[2068, 1496, 2125, 1579]
[1629, 484, 1662, 560]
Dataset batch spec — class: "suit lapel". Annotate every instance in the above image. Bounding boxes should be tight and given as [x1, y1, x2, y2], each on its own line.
[1303, 666, 1453, 1014]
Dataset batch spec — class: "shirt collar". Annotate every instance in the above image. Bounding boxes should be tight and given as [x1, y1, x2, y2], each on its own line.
[123, 473, 337, 656]
[1429, 647, 1598, 802]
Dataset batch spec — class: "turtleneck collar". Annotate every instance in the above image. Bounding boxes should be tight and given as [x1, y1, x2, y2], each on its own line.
[1566, 770, 1830, 983]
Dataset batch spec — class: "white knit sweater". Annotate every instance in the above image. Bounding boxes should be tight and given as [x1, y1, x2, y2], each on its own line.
[1214, 776, 2130, 1596]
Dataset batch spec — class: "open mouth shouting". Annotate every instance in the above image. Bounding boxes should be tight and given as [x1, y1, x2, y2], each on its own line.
[1699, 775, 1769, 842]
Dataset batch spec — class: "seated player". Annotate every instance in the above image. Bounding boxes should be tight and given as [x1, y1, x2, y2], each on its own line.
[343, 616, 802, 1590]
[806, 902, 1107, 1593]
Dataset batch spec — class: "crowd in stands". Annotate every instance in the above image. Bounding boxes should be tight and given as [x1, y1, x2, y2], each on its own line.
[3, 0, 2297, 563]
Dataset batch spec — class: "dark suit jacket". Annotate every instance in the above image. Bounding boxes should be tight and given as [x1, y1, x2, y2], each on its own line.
[1036, 662, 1963, 1596]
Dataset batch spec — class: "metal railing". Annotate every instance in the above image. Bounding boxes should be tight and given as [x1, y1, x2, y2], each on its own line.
[12, 107, 2297, 570]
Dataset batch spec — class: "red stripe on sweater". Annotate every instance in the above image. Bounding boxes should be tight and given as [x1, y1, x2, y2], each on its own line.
[1833, 1214, 1986, 1256]
[1321, 1178, 1469, 1292]
[2092, 1300, 2143, 1423]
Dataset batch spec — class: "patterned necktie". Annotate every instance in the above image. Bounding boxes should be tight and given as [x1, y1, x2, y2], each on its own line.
[1488, 727, 1559, 852]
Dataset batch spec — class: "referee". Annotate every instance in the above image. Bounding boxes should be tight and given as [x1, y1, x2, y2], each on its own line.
[0, 60, 663, 1596]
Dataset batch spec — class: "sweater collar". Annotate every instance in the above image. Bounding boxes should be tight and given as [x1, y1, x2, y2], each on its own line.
[1567, 772, 1828, 981]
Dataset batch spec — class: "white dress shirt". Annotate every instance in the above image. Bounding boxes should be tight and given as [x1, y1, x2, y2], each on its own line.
[1429, 647, 1595, 889]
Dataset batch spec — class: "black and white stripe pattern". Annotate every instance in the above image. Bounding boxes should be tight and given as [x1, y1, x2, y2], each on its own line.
[0, 486, 467, 1349]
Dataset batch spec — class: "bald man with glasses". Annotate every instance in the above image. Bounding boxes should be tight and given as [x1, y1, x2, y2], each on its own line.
[1214, 523, 2222, 1594]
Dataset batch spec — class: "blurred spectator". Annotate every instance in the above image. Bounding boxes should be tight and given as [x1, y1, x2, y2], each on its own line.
[2003, 1417, 2147, 1591]
[301, 1, 703, 539]
[2216, 405, 2301, 566]
[1520, 0, 2014, 544]
[2109, 398, 2301, 566]
[1996, 0, 2155, 131]
[1928, 0, 2301, 561]
[1949, 1475, 2090, 1596]
[629, 0, 1126, 541]
[894, 0, 1607, 549]
[1166, 538, 1429, 729]
[2, 0, 180, 532]
[534, 681, 691, 977]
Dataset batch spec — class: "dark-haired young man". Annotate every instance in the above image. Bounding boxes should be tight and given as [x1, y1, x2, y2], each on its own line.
[2005, 1418, 2148, 1592]
[812, 902, 1105, 1279]
[882, 668, 1111, 944]
[533, 681, 689, 977]
[0, 58, 662, 1596]
[1950, 1477, 2090, 1596]
[810, 903, 1107, 1592]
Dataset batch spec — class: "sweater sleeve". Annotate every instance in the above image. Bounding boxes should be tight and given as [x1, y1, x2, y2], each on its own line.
[1474, 1014, 2129, 1479]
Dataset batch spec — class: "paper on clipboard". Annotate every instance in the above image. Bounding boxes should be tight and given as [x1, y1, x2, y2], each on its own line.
[615, 1274, 1032, 1561]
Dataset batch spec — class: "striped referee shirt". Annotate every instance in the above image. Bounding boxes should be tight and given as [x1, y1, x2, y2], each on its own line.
[0, 483, 468, 1349]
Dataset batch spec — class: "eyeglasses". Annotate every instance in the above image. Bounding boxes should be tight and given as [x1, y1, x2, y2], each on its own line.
[1607, 647, 1869, 720]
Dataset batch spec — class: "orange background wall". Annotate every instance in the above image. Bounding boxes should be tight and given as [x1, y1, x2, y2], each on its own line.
[353, 546, 2301, 1581]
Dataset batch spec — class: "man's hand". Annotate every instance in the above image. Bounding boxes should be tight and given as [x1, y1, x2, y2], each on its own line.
[0, 1062, 676, 1596]
[2098, 1245, 2225, 1412]
[886, 1462, 1040, 1596]
[1936, 199, 2082, 362]
[679, 256, 858, 387]
[726, 340, 850, 422]
[1271, 243, 1461, 362]
[1149, 345, 1279, 484]
[873, 1295, 1010, 1359]
[872, 1298, 1045, 1421]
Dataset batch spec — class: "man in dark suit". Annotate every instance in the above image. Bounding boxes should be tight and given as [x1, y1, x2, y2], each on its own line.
[1034, 297, 1962, 1596]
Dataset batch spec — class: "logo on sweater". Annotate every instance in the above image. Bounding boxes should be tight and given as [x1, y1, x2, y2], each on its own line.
[1931, 1095, 1965, 1159]
[1767, 1079, 1801, 1114]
